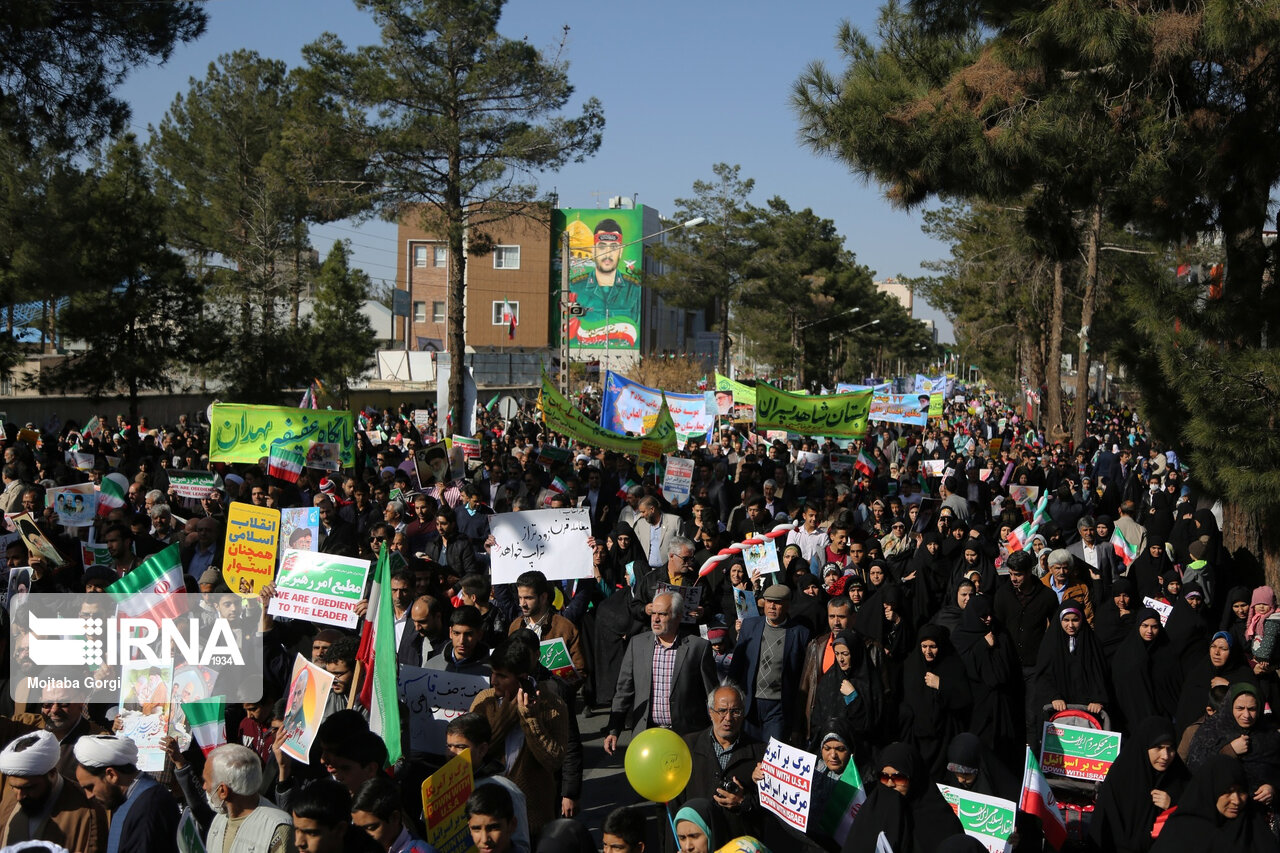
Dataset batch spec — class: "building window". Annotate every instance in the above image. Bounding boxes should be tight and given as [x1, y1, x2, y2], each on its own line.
[413, 245, 428, 267]
[493, 245, 520, 269]
[433, 246, 447, 267]
[492, 301, 519, 325]
[413, 301, 426, 322]
[432, 301, 446, 323]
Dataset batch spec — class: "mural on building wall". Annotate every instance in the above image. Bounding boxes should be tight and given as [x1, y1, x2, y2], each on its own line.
[553, 207, 643, 352]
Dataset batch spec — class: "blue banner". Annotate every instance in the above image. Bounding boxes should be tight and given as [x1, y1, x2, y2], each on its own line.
[600, 371, 714, 446]
[837, 382, 892, 394]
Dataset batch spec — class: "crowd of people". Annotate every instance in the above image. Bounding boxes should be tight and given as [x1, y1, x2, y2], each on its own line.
[0, 387, 1270, 853]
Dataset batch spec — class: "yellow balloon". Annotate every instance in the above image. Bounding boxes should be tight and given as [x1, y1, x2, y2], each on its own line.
[623, 727, 692, 802]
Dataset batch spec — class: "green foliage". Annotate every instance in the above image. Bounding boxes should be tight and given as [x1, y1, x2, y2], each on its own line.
[647, 163, 757, 373]
[35, 135, 207, 420]
[302, 0, 606, 421]
[312, 240, 377, 403]
[0, 1, 206, 152]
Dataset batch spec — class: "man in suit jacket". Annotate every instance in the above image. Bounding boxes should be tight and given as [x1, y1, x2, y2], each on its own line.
[602, 591, 717, 754]
[1068, 515, 1121, 601]
[727, 584, 810, 745]
[631, 496, 682, 571]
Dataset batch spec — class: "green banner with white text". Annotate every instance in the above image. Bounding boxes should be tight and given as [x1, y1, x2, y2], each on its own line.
[754, 384, 872, 437]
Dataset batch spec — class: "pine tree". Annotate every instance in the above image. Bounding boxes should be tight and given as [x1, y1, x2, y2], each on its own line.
[302, 0, 605, 426]
[312, 240, 377, 405]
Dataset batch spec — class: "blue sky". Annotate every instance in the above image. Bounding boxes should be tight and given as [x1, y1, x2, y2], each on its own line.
[117, 0, 954, 342]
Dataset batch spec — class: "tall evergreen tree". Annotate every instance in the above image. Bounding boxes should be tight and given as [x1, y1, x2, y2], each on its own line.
[302, 0, 605, 425]
[312, 240, 377, 405]
[647, 164, 757, 375]
[37, 135, 206, 422]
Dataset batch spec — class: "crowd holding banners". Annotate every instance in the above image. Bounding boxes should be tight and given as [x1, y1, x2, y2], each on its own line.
[0, 372, 1267, 853]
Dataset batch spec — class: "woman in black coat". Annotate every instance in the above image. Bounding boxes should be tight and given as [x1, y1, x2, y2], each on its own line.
[1150, 755, 1279, 853]
[951, 594, 1024, 771]
[1032, 601, 1110, 727]
[1094, 578, 1138, 656]
[899, 623, 971, 777]
[1110, 607, 1184, 733]
[1174, 631, 1255, 738]
[843, 741, 963, 853]
[810, 629, 883, 765]
[590, 521, 648, 706]
[1090, 716, 1191, 853]
[1187, 682, 1280, 802]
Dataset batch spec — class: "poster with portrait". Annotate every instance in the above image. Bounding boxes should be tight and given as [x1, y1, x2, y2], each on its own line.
[281, 507, 320, 556]
[118, 659, 174, 772]
[48, 483, 97, 527]
[17, 514, 64, 567]
[279, 654, 335, 763]
[554, 207, 644, 353]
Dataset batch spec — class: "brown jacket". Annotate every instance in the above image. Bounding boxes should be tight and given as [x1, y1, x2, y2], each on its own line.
[1041, 574, 1095, 625]
[508, 608, 588, 679]
[797, 632, 836, 739]
[470, 683, 569, 834]
[0, 772, 108, 852]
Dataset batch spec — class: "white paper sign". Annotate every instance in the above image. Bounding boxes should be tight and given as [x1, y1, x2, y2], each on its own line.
[936, 784, 1016, 853]
[758, 737, 816, 832]
[1142, 596, 1173, 626]
[488, 507, 593, 584]
[662, 457, 695, 506]
[398, 665, 491, 754]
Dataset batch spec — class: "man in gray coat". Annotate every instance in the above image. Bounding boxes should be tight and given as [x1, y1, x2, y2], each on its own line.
[602, 591, 717, 753]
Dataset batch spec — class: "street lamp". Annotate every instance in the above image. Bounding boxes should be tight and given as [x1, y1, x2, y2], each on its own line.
[559, 216, 705, 394]
[797, 306, 860, 331]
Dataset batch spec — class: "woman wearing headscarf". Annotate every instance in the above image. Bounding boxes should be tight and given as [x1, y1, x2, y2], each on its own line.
[841, 742, 963, 853]
[1032, 601, 1110, 727]
[1149, 755, 1279, 853]
[1090, 716, 1191, 853]
[930, 579, 974, 636]
[591, 521, 649, 706]
[1164, 583, 1212, 669]
[1187, 682, 1280, 806]
[900, 623, 971, 776]
[952, 539, 998, 596]
[901, 532, 948, 626]
[1110, 607, 1183, 732]
[1174, 632, 1255, 739]
[673, 798, 728, 853]
[808, 630, 883, 757]
[940, 732, 1020, 801]
[854, 585, 912, 704]
[806, 723, 860, 853]
[1221, 586, 1252, 651]
[1245, 586, 1276, 654]
[1129, 540, 1175, 601]
[1094, 578, 1138, 656]
[789, 572, 827, 636]
[951, 594, 1024, 771]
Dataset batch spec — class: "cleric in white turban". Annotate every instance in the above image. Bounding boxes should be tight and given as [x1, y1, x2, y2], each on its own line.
[73, 734, 179, 853]
[0, 730, 107, 851]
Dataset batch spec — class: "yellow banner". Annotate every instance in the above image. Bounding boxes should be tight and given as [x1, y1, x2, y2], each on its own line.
[421, 749, 475, 853]
[222, 503, 280, 597]
[715, 372, 756, 406]
[538, 373, 677, 455]
[754, 383, 872, 437]
[209, 403, 354, 467]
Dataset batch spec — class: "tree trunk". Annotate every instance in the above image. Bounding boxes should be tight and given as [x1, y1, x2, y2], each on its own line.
[1046, 260, 1065, 433]
[1073, 204, 1102, 447]
[719, 297, 730, 376]
[1220, 500, 1277, 591]
[447, 208, 467, 433]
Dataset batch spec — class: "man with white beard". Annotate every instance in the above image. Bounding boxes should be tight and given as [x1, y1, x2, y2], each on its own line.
[202, 743, 292, 853]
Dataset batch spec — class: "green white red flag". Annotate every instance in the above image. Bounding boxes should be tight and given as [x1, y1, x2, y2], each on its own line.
[356, 544, 403, 766]
[181, 697, 227, 757]
[108, 542, 185, 622]
[1021, 747, 1067, 850]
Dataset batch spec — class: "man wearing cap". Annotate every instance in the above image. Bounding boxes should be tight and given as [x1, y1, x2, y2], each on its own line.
[201, 743, 292, 853]
[0, 729, 107, 851]
[73, 734, 179, 852]
[603, 592, 716, 755]
[727, 584, 811, 745]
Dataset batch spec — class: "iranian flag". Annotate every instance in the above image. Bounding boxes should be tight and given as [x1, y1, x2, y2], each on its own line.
[548, 476, 568, 495]
[108, 542, 185, 623]
[181, 697, 227, 757]
[1006, 521, 1037, 553]
[814, 757, 867, 845]
[1021, 747, 1067, 850]
[96, 473, 127, 518]
[616, 478, 639, 501]
[854, 449, 878, 478]
[268, 445, 305, 483]
[357, 545, 403, 766]
[502, 297, 517, 340]
[1111, 527, 1140, 567]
